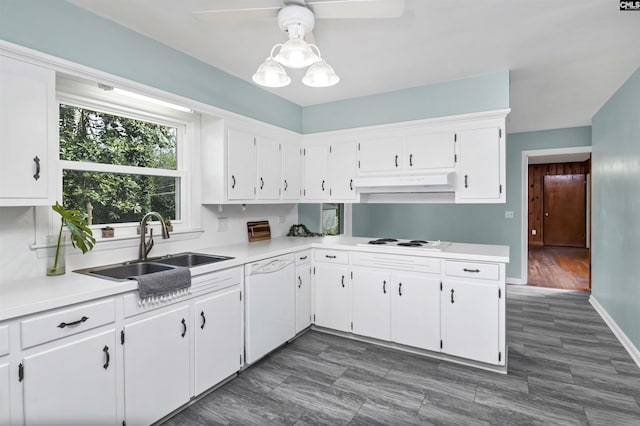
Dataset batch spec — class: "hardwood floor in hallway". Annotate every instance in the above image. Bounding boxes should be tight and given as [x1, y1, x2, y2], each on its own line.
[162, 286, 640, 426]
[528, 245, 590, 291]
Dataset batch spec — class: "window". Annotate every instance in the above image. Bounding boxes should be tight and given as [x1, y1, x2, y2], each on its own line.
[59, 102, 186, 226]
[321, 203, 343, 235]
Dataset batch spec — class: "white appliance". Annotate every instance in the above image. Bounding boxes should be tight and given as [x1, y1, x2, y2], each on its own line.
[357, 238, 451, 252]
[244, 254, 295, 364]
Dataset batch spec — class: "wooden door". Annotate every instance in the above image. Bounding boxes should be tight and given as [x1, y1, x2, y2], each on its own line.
[543, 175, 586, 247]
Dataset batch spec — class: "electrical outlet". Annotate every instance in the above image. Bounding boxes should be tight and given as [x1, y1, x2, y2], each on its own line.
[217, 217, 228, 232]
[505, 211, 514, 219]
[278, 215, 286, 224]
[532, 229, 537, 236]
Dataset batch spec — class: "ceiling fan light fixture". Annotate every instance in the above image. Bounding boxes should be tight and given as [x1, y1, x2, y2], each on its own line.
[252, 57, 291, 88]
[274, 39, 320, 69]
[302, 60, 340, 88]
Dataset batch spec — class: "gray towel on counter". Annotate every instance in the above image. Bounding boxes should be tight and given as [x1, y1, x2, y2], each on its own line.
[129, 267, 191, 301]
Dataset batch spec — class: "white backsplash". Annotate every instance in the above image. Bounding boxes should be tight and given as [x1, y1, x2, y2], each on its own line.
[0, 204, 298, 287]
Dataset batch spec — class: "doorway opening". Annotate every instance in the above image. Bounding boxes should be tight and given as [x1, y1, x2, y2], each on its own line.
[521, 147, 592, 291]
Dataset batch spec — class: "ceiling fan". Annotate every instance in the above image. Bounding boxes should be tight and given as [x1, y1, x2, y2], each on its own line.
[192, 0, 406, 88]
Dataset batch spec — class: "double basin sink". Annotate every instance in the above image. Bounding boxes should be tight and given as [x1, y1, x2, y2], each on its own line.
[75, 252, 234, 281]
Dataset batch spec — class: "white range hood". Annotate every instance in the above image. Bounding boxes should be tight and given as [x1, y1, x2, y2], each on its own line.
[353, 173, 456, 194]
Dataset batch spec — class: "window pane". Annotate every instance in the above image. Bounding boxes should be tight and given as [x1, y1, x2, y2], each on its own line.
[321, 203, 342, 235]
[59, 104, 177, 170]
[63, 170, 179, 225]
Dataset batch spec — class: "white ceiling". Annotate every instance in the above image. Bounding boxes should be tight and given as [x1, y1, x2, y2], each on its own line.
[67, 0, 640, 133]
[528, 152, 591, 165]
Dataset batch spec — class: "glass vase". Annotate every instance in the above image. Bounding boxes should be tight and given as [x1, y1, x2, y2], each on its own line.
[47, 234, 66, 276]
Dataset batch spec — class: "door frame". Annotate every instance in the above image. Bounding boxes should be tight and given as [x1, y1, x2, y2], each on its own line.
[520, 146, 592, 284]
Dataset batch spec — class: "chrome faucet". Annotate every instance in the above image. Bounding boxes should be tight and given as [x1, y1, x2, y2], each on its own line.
[138, 212, 170, 260]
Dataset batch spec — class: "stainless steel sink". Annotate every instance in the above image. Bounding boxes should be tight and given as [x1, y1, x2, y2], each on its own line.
[81, 262, 176, 281]
[154, 252, 234, 267]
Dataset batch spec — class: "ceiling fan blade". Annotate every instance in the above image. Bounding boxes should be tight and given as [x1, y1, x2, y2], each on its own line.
[192, 0, 284, 21]
[305, 0, 405, 19]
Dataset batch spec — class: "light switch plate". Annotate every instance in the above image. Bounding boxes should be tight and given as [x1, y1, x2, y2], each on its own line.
[505, 211, 514, 219]
[217, 217, 228, 232]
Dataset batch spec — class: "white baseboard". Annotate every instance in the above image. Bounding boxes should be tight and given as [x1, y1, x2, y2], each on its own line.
[589, 295, 640, 368]
[507, 277, 525, 285]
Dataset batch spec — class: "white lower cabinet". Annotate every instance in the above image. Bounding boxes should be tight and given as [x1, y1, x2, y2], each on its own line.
[313, 264, 350, 332]
[124, 305, 191, 426]
[21, 329, 117, 425]
[391, 272, 441, 352]
[351, 269, 390, 341]
[295, 263, 312, 334]
[0, 363, 9, 425]
[194, 288, 241, 395]
[441, 279, 501, 365]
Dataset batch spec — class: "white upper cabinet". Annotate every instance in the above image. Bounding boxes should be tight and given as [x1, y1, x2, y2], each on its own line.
[281, 143, 301, 200]
[357, 136, 402, 173]
[0, 55, 55, 206]
[455, 127, 504, 203]
[404, 129, 456, 171]
[256, 136, 281, 200]
[329, 142, 357, 200]
[227, 128, 256, 200]
[303, 144, 329, 200]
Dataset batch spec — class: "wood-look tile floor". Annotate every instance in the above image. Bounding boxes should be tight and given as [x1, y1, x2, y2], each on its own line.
[163, 286, 640, 426]
[528, 245, 591, 291]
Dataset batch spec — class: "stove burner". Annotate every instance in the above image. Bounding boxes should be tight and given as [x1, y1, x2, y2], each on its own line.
[376, 238, 398, 242]
[397, 242, 423, 247]
[409, 240, 429, 244]
[368, 240, 389, 245]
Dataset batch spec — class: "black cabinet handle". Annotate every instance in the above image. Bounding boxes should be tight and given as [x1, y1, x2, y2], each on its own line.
[260, 177, 264, 190]
[398, 282, 402, 296]
[409, 154, 413, 167]
[181, 318, 187, 338]
[103, 345, 110, 370]
[200, 311, 206, 330]
[231, 175, 236, 189]
[349, 179, 353, 191]
[298, 276, 302, 288]
[464, 174, 468, 188]
[451, 289, 455, 304]
[395, 155, 398, 167]
[325, 254, 336, 259]
[58, 316, 89, 328]
[383, 280, 386, 294]
[463, 268, 480, 273]
[341, 275, 345, 287]
[299, 255, 307, 260]
[33, 156, 41, 181]
[321, 180, 325, 191]
[284, 180, 288, 191]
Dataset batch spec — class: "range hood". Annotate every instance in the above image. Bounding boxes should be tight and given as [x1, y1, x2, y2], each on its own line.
[353, 173, 456, 194]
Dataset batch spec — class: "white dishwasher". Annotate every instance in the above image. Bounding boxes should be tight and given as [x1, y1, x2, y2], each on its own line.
[244, 254, 295, 364]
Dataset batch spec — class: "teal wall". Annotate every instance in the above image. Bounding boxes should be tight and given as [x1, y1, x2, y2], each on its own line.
[302, 70, 510, 133]
[351, 126, 592, 279]
[591, 67, 640, 349]
[298, 204, 322, 233]
[0, 0, 302, 132]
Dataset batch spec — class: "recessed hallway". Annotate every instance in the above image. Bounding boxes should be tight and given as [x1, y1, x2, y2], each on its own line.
[528, 245, 590, 291]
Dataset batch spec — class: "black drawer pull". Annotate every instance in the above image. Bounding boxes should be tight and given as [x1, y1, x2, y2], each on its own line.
[463, 268, 480, 273]
[284, 179, 288, 191]
[231, 175, 236, 189]
[260, 177, 264, 190]
[325, 255, 337, 259]
[298, 276, 302, 288]
[341, 275, 345, 287]
[383, 280, 386, 294]
[451, 289, 455, 304]
[58, 316, 89, 328]
[409, 154, 413, 167]
[299, 255, 307, 260]
[395, 154, 398, 167]
[398, 282, 402, 296]
[181, 318, 187, 338]
[349, 179, 353, 191]
[321, 180, 325, 191]
[33, 156, 41, 181]
[200, 311, 206, 329]
[103, 345, 110, 370]
[464, 174, 468, 188]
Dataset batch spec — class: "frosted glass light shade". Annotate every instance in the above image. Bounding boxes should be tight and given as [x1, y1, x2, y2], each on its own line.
[252, 58, 291, 87]
[302, 60, 339, 87]
[274, 39, 319, 69]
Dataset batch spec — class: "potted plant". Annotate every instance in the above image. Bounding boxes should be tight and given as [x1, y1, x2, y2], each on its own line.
[101, 226, 114, 238]
[48, 202, 96, 276]
[164, 219, 173, 232]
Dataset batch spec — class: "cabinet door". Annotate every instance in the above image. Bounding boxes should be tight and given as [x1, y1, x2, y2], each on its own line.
[303, 145, 329, 200]
[441, 279, 500, 365]
[227, 128, 256, 200]
[124, 306, 190, 426]
[22, 330, 117, 425]
[256, 137, 282, 200]
[457, 128, 502, 201]
[351, 269, 391, 341]
[295, 264, 312, 334]
[391, 273, 440, 351]
[282, 143, 301, 200]
[313, 264, 349, 332]
[404, 130, 456, 171]
[0, 55, 54, 205]
[0, 363, 10, 425]
[194, 288, 241, 395]
[357, 137, 402, 173]
[330, 142, 357, 200]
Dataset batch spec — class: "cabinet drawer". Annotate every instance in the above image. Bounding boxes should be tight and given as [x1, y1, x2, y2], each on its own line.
[0, 325, 8, 356]
[295, 250, 311, 266]
[21, 298, 116, 349]
[314, 249, 349, 264]
[350, 251, 441, 274]
[446, 261, 499, 280]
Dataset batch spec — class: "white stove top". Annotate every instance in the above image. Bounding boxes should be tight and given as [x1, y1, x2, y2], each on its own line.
[356, 239, 451, 252]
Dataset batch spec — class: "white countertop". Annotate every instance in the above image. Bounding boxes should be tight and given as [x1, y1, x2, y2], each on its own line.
[0, 236, 508, 322]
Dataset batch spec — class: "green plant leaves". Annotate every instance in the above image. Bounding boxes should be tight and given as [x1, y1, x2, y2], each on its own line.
[52, 202, 96, 254]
